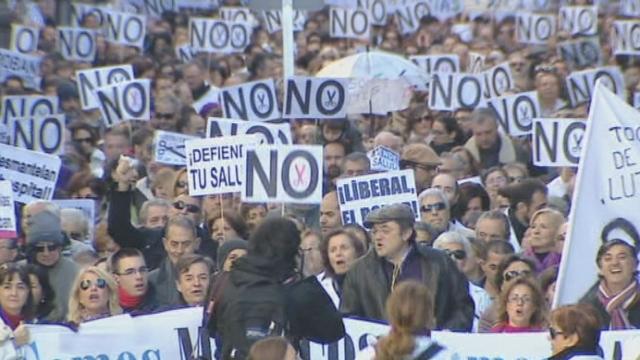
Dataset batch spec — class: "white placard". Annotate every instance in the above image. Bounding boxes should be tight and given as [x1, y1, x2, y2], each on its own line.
[262, 10, 306, 33]
[357, 0, 387, 26]
[206, 117, 292, 144]
[481, 62, 513, 99]
[243, 145, 323, 204]
[154, 130, 198, 165]
[76, 64, 135, 110]
[175, 44, 197, 63]
[329, 7, 370, 40]
[0, 95, 59, 125]
[367, 146, 400, 172]
[532, 118, 586, 167]
[221, 79, 281, 121]
[557, 37, 602, 69]
[70, 3, 110, 27]
[284, 77, 349, 119]
[57, 27, 97, 62]
[95, 79, 150, 126]
[410, 54, 460, 78]
[395, 0, 430, 35]
[219, 7, 256, 25]
[8, 114, 65, 155]
[0, 181, 17, 239]
[0, 143, 61, 204]
[611, 20, 640, 56]
[428, 73, 485, 112]
[10, 24, 39, 54]
[620, 0, 640, 17]
[0, 49, 42, 90]
[127, 0, 177, 18]
[487, 91, 541, 136]
[468, 52, 485, 73]
[558, 6, 598, 36]
[189, 18, 252, 53]
[104, 10, 146, 49]
[565, 67, 625, 107]
[515, 13, 556, 45]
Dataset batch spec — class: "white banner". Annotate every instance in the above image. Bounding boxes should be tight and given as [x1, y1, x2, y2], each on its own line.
[395, 0, 430, 35]
[221, 79, 281, 121]
[185, 135, 257, 196]
[557, 37, 602, 69]
[76, 64, 135, 110]
[556, 83, 640, 306]
[336, 169, 419, 227]
[262, 10, 306, 33]
[95, 79, 151, 126]
[532, 118, 586, 167]
[206, 117, 292, 144]
[284, 77, 349, 119]
[611, 20, 640, 56]
[482, 62, 514, 99]
[70, 3, 110, 27]
[0, 95, 59, 125]
[243, 145, 323, 204]
[367, 146, 400, 172]
[104, 10, 146, 49]
[357, 0, 387, 26]
[515, 13, 556, 45]
[0, 180, 17, 239]
[57, 27, 97, 62]
[189, 18, 252, 53]
[329, 7, 371, 40]
[10, 24, 39, 54]
[428, 73, 485, 112]
[8, 114, 65, 155]
[154, 130, 198, 165]
[565, 67, 625, 107]
[0, 143, 60, 204]
[0, 49, 42, 90]
[410, 54, 460, 79]
[487, 91, 541, 136]
[347, 78, 412, 115]
[558, 6, 598, 36]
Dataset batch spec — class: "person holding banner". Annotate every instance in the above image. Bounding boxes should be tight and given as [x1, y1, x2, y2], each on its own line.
[67, 266, 122, 325]
[546, 304, 603, 360]
[0, 264, 33, 347]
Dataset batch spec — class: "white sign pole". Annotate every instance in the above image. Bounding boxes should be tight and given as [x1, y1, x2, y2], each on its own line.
[282, 0, 295, 79]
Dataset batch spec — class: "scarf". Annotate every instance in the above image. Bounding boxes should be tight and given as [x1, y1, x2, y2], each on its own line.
[0, 308, 24, 330]
[118, 287, 144, 310]
[597, 280, 640, 330]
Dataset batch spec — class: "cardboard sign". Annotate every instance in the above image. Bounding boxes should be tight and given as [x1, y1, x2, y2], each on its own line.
[516, 13, 556, 45]
[221, 79, 281, 121]
[336, 169, 419, 227]
[557, 37, 602, 69]
[189, 18, 251, 53]
[76, 64, 135, 110]
[284, 77, 349, 119]
[0, 181, 17, 239]
[71, 3, 110, 27]
[104, 10, 146, 49]
[428, 73, 485, 112]
[8, 114, 65, 155]
[367, 146, 400, 172]
[558, 6, 598, 36]
[329, 7, 370, 40]
[611, 20, 640, 56]
[357, 0, 387, 26]
[262, 10, 306, 33]
[185, 135, 257, 196]
[565, 67, 625, 107]
[10, 24, 39, 54]
[95, 79, 151, 126]
[0, 143, 61, 204]
[243, 145, 323, 204]
[154, 130, 198, 165]
[620, 0, 640, 17]
[0, 49, 42, 90]
[482, 62, 514, 98]
[487, 91, 541, 136]
[206, 117, 292, 145]
[395, 0, 430, 35]
[57, 27, 97, 62]
[532, 118, 586, 167]
[347, 78, 412, 115]
[175, 44, 197, 63]
[410, 54, 460, 78]
[0, 95, 59, 125]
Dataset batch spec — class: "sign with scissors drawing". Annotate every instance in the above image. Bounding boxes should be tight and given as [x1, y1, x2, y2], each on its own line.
[154, 130, 198, 165]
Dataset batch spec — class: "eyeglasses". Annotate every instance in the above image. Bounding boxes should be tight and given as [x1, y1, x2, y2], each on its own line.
[116, 266, 149, 277]
[74, 137, 93, 144]
[156, 112, 174, 119]
[445, 249, 466, 261]
[173, 201, 200, 213]
[34, 244, 60, 253]
[548, 327, 564, 339]
[80, 278, 107, 291]
[503, 270, 532, 282]
[420, 203, 446, 213]
[400, 160, 437, 172]
[507, 295, 532, 304]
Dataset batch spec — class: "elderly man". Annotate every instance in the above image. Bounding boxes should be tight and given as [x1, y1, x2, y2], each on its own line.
[400, 143, 441, 194]
[341, 152, 370, 178]
[373, 131, 403, 154]
[418, 188, 474, 239]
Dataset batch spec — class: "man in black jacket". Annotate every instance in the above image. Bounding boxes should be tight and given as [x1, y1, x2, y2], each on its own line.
[340, 204, 475, 331]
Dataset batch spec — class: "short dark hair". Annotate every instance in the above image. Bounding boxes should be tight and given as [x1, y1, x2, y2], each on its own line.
[207, 211, 248, 240]
[175, 254, 214, 276]
[110, 248, 145, 273]
[550, 304, 602, 350]
[498, 178, 547, 210]
[248, 218, 301, 278]
[320, 229, 366, 277]
[0, 264, 35, 320]
[25, 264, 55, 318]
[495, 254, 537, 291]
[485, 239, 515, 259]
[453, 183, 490, 220]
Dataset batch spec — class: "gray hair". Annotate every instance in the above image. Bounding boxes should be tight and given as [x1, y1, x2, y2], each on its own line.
[470, 107, 498, 127]
[25, 200, 60, 216]
[476, 210, 511, 240]
[433, 231, 472, 255]
[139, 198, 171, 225]
[60, 208, 89, 237]
[418, 188, 450, 210]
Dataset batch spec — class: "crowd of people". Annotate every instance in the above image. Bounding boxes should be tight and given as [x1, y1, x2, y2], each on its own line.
[1, 0, 640, 359]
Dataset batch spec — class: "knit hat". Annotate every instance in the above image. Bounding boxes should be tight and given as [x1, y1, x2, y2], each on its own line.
[26, 210, 65, 246]
[216, 238, 248, 270]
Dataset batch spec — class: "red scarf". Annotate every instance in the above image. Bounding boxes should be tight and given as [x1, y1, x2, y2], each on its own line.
[0, 309, 24, 330]
[118, 287, 143, 310]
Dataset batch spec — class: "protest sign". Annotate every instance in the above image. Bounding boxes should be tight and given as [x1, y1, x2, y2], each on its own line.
[243, 145, 323, 204]
[70, 3, 109, 27]
[305, 317, 388, 360]
[95, 79, 151, 126]
[482, 62, 513, 98]
[557, 37, 602, 69]
[516, 13, 556, 45]
[219, 6, 257, 26]
[284, 77, 349, 119]
[57, 27, 97, 62]
[424, 0, 463, 21]
[189, 18, 252, 53]
[8, 114, 65, 155]
[0, 49, 42, 90]
[76, 64, 135, 110]
[565, 67, 624, 107]
[532, 118, 586, 167]
[556, 83, 640, 307]
[620, 0, 640, 17]
[634, 91, 640, 110]
[357, 0, 387, 25]
[178, 0, 219, 9]
[336, 169, 419, 227]
[262, 10, 306, 33]
[409, 54, 460, 78]
[395, 1, 430, 35]
[428, 73, 485, 112]
[127, 0, 177, 18]
[611, 20, 640, 56]
[0, 143, 60, 204]
[104, 10, 146, 49]
[559, 6, 598, 36]
[0, 95, 59, 125]
[347, 78, 412, 115]
[206, 117, 292, 144]
[468, 52, 485, 73]
[10, 24, 39, 54]
[487, 91, 541, 136]
[329, 7, 370, 40]
[186, 135, 257, 196]
[0, 181, 17, 239]
[192, 86, 220, 114]
[154, 130, 198, 165]
[175, 44, 198, 63]
[367, 146, 400, 172]
[221, 79, 281, 121]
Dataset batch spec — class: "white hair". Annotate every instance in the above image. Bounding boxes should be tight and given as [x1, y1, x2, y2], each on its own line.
[418, 188, 450, 210]
[432, 231, 472, 255]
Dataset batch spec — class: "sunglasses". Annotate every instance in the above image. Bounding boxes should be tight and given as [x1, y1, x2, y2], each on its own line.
[420, 203, 446, 213]
[156, 112, 174, 119]
[80, 278, 107, 291]
[34, 244, 61, 253]
[445, 249, 466, 261]
[503, 269, 532, 282]
[548, 327, 564, 339]
[173, 201, 200, 213]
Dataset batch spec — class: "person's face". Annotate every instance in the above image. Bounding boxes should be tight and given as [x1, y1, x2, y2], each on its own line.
[549, 320, 579, 355]
[412, 112, 433, 136]
[163, 225, 199, 265]
[327, 234, 358, 275]
[322, 125, 343, 142]
[29, 274, 43, 305]
[438, 157, 465, 180]
[485, 171, 508, 195]
[78, 272, 110, 315]
[202, 194, 234, 217]
[431, 121, 452, 145]
[529, 214, 558, 252]
[144, 205, 169, 229]
[73, 129, 94, 156]
[320, 194, 341, 236]
[300, 234, 324, 276]
[598, 244, 638, 290]
[324, 143, 345, 179]
[371, 221, 410, 261]
[61, 219, 86, 242]
[0, 240, 17, 265]
[211, 217, 239, 244]
[342, 160, 368, 178]
[475, 218, 507, 242]
[183, 65, 204, 91]
[223, 248, 247, 272]
[505, 167, 526, 184]
[153, 102, 177, 131]
[436, 242, 467, 273]
[35, 242, 61, 267]
[431, 174, 457, 204]
[545, 281, 556, 308]
[419, 195, 450, 232]
[455, 110, 472, 134]
[502, 261, 533, 290]
[114, 256, 149, 297]
[537, 74, 560, 102]
[184, 114, 206, 137]
[176, 262, 210, 306]
[170, 195, 201, 224]
[245, 206, 267, 232]
[403, 159, 437, 192]
[155, 78, 174, 96]
[135, 137, 153, 166]
[0, 273, 28, 315]
[104, 134, 129, 162]
[524, 191, 548, 223]
[473, 119, 499, 150]
[506, 284, 535, 327]
[481, 251, 508, 286]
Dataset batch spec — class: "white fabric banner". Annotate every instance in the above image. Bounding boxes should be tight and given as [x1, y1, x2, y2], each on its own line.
[0, 143, 61, 204]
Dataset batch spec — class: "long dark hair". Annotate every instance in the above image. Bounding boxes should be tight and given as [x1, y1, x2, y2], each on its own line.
[25, 264, 55, 319]
[0, 264, 35, 320]
[248, 217, 301, 279]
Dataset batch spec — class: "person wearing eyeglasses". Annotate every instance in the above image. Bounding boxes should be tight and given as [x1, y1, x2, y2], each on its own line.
[546, 304, 603, 360]
[490, 277, 546, 333]
[111, 248, 158, 314]
[151, 95, 180, 132]
[0, 264, 34, 351]
[67, 266, 122, 325]
[400, 143, 441, 194]
[68, 121, 106, 178]
[418, 188, 474, 240]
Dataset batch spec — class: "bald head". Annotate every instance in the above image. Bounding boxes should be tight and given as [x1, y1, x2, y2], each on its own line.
[374, 131, 403, 154]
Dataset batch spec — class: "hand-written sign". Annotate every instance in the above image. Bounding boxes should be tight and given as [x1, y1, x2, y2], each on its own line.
[557, 37, 602, 69]
[559, 6, 598, 36]
[0, 49, 42, 90]
[611, 21, 640, 56]
[357, 0, 387, 26]
[516, 13, 556, 45]
[329, 7, 371, 40]
[428, 73, 485, 112]
[481, 63, 514, 99]
[76, 65, 135, 110]
[532, 118, 586, 167]
[206, 117, 292, 145]
[0, 143, 61, 204]
[104, 10, 146, 49]
[367, 146, 400, 172]
[284, 77, 349, 119]
[221, 79, 280, 121]
[57, 27, 97, 62]
[395, 1, 430, 35]
[487, 91, 541, 136]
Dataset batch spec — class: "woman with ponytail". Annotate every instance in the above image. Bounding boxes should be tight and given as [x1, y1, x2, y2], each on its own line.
[356, 281, 450, 360]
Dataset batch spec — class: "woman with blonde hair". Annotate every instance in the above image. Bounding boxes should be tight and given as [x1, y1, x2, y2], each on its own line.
[67, 266, 122, 325]
[524, 208, 564, 273]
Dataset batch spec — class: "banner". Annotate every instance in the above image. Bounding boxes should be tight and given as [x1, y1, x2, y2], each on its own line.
[611, 20, 640, 56]
[557, 37, 602, 69]
[410, 54, 460, 79]
[515, 13, 556, 45]
[336, 169, 419, 227]
[0, 180, 17, 239]
[0, 95, 59, 125]
[104, 10, 146, 49]
[532, 118, 586, 167]
[221, 79, 281, 121]
[556, 83, 640, 306]
[428, 73, 485, 112]
[57, 27, 97, 62]
[206, 117, 292, 144]
[558, 6, 598, 36]
[154, 130, 198, 165]
[262, 10, 306, 33]
[0, 143, 60, 204]
[347, 78, 412, 115]
[10, 24, 39, 54]
[95, 79, 151, 126]
[329, 7, 371, 40]
[189, 18, 252, 53]
[0, 49, 42, 90]
[487, 91, 540, 136]
[76, 64, 135, 110]
[284, 77, 349, 119]
[8, 114, 65, 155]
[243, 145, 323, 204]
[185, 135, 257, 196]
[70, 3, 110, 27]
[565, 67, 625, 107]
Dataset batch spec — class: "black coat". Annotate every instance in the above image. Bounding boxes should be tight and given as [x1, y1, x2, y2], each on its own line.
[578, 282, 640, 329]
